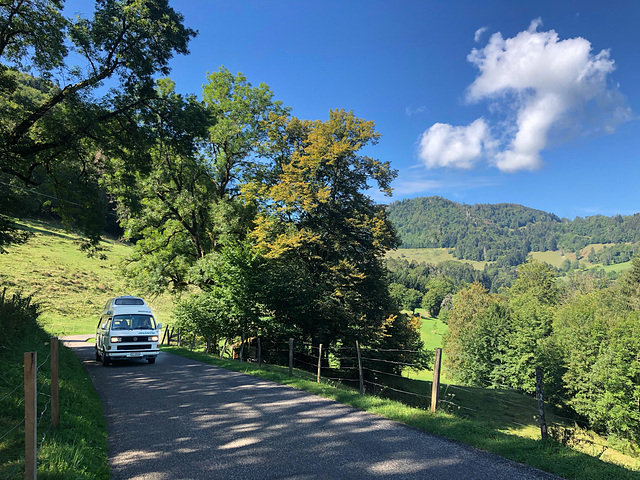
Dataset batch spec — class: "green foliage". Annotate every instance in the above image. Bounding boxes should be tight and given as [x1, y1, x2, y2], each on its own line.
[248, 109, 406, 349]
[387, 196, 640, 268]
[444, 261, 564, 395]
[444, 283, 510, 386]
[107, 71, 283, 293]
[421, 277, 456, 317]
[0, 0, 195, 251]
[554, 270, 640, 445]
[445, 254, 640, 446]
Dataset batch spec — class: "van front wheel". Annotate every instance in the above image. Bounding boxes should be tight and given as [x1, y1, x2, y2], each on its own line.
[95, 348, 100, 362]
[147, 357, 156, 364]
[102, 351, 110, 366]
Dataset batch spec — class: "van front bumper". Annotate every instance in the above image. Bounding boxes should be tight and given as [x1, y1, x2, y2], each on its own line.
[107, 348, 159, 358]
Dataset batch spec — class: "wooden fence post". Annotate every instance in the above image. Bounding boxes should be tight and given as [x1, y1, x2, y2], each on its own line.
[356, 340, 364, 395]
[317, 344, 323, 383]
[288, 338, 293, 376]
[258, 337, 262, 369]
[190, 332, 196, 351]
[51, 337, 59, 428]
[239, 334, 245, 363]
[431, 348, 442, 413]
[161, 325, 169, 345]
[24, 351, 37, 480]
[536, 366, 548, 440]
[220, 338, 228, 358]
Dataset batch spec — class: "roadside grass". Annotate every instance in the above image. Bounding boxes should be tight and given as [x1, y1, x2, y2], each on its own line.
[162, 346, 640, 480]
[0, 320, 109, 478]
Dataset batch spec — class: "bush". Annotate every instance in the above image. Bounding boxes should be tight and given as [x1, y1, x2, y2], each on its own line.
[0, 287, 41, 349]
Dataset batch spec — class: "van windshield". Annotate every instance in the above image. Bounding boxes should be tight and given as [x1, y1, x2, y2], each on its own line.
[112, 315, 156, 330]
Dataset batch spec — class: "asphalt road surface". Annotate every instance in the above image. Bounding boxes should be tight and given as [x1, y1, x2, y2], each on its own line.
[62, 336, 561, 480]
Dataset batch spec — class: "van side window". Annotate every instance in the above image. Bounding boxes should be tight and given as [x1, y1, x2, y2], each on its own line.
[104, 318, 112, 330]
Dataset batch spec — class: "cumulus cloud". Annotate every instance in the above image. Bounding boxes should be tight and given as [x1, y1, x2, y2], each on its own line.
[418, 118, 492, 169]
[418, 18, 630, 173]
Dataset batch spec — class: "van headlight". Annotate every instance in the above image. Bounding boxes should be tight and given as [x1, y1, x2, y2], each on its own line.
[150, 335, 159, 342]
[110, 337, 121, 343]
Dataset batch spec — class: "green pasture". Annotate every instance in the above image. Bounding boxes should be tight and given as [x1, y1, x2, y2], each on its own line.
[530, 247, 634, 274]
[388, 245, 634, 276]
[0, 219, 175, 336]
[403, 310, 450, 382]
[386, 247, 489, 270]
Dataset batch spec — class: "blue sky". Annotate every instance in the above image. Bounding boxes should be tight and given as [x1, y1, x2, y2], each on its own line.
[72, 1, 640, 219]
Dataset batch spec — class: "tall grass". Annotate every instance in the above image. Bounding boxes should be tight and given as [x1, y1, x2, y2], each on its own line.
[0, 288, 109, 478]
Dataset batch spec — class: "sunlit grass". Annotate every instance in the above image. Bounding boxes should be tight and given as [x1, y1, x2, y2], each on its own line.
[0, 219, 175, 336]
[386, 247, 489, 270]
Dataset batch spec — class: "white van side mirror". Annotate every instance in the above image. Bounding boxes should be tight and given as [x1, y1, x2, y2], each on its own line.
[157, 323, 162, 330]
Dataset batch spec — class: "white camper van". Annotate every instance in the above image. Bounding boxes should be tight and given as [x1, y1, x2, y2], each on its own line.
[95, 296, 162, 365]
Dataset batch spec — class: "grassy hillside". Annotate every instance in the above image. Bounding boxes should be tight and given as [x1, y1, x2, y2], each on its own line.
[388, 244, 633, 275]
[0, 219, 175, 335]
[386, 247, 489, 270]
[530, 247, 633, 273]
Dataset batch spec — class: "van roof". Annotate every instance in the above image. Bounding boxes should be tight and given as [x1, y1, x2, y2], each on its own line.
[101, 296, 152, 316]
[113, 296, 146, 306]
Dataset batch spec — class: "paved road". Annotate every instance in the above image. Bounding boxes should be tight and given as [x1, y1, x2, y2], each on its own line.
[63, 336, 561, 480]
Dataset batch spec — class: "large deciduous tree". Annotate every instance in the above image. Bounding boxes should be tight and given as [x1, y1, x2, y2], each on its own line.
[246, 109, 417, 351]
[0, 0, 195, 251]
[108, 70, 286, 293]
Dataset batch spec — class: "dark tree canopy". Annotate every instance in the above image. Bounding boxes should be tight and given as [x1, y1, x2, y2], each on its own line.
[0, 0, 196, 252]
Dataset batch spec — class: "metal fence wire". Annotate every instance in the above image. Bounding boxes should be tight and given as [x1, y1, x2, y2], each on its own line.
[171, 331, 587, 443]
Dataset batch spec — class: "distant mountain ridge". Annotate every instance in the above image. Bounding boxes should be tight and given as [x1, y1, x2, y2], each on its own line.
[386, 196, 640, 265]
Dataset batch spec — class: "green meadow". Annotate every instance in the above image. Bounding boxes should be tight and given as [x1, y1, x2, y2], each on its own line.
[386, 247, 489, 270]
[0, 219, 174, 335]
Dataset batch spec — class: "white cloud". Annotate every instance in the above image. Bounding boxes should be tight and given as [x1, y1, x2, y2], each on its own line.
[418, 19, 630, 173]
[474, 26, 488, 43]
[418, 118, 492, 169]
[405, 105, 427, 116]
[385, 173, 500, 200]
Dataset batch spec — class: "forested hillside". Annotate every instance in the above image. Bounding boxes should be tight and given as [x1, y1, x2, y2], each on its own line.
[387, 196, 640, 265]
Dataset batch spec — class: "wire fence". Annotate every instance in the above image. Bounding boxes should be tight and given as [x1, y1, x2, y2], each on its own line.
[0, 339, 60, 479]
[166, 331, 604, 447]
